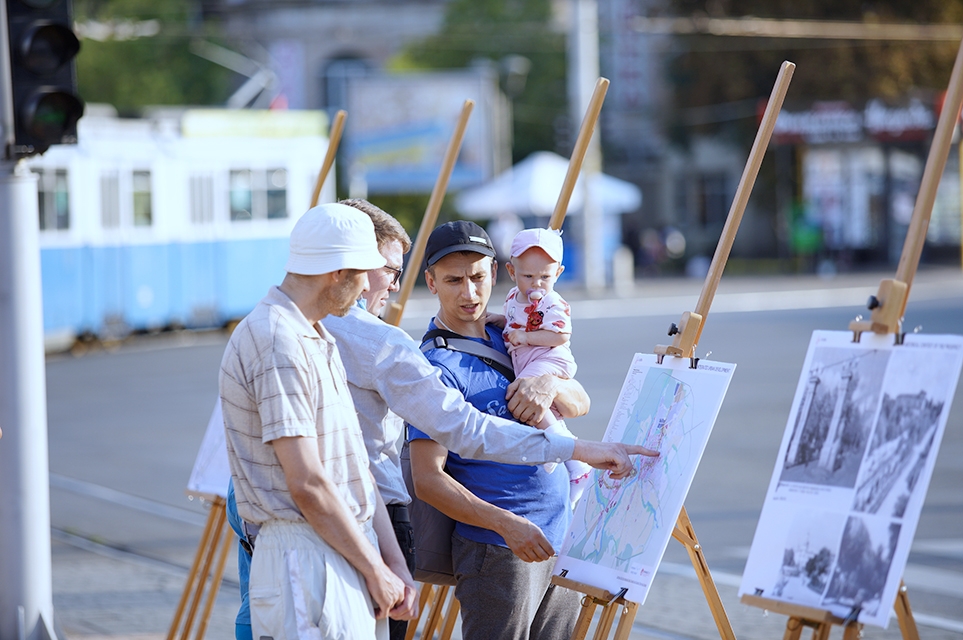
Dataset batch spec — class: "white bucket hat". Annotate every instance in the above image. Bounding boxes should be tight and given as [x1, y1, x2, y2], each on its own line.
[285, 203, 386, 275]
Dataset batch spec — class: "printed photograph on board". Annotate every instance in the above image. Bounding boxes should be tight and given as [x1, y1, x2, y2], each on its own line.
[778, 346, 890, 489]
[852, 346, 954, 517]
[771, 509, 847, 606]
[821, 516, 901, 618]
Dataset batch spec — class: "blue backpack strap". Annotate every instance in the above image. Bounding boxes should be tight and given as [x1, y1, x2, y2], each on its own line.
[420, 328, 516, 382]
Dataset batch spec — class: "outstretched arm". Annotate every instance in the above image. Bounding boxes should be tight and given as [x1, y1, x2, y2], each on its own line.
[572, 440, 660, 479]
[371, 331, 577, 465]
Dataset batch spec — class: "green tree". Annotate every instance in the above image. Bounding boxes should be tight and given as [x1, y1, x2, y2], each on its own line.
[74, 0, 233, 114]
[398, 0, 568, 162]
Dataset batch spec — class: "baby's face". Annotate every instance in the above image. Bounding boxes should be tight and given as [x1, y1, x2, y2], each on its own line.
[511, 247, 563, 302]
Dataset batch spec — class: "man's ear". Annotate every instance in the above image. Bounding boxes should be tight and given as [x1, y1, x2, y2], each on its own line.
[491, 259, 498, 285]
[424, 268, 437, 294]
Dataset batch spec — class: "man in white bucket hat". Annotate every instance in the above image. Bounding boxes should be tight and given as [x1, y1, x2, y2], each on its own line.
[220, 202, 415, 640]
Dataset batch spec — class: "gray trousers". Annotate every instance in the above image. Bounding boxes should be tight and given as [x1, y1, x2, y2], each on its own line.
[452, 532, 580, 640]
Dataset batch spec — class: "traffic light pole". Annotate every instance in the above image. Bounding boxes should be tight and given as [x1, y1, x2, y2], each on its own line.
[0, 3, 59, 637]
[0, 162, 59, 640]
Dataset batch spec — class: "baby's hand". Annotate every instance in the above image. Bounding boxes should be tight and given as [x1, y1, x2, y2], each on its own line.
[507, 331, 528, 346]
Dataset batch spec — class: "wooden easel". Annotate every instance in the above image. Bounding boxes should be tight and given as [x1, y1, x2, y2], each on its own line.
[849, 34, 963, 344]
[170, 113, 349, 639]
[741, 35, 963, 640]
[404, 584, 461, 640]
[552, 61, 795, 640]
[310, 109, 347, 208]
[383, 100, 475, 328]
[167, 495, 233, 640]
[740, 580, 919, 640]
[381, 100, 474, 639]
[548, 77, 609, 232]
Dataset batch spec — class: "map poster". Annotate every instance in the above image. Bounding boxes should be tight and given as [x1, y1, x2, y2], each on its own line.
[554, 354, 736, 604]
[739, 331, 963, 628]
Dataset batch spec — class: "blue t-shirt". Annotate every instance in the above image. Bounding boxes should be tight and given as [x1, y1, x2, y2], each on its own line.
[407, 321, 571, 549]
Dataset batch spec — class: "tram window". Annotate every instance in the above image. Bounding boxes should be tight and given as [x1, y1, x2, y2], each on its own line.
[101, 172, 120, 229]
[133, 170, 153, 227]
[267, 168, 288, 219]
[190, 175, 214, 224]
[230, 168, 287, 221]
[230, 169, 253, 221]
[34, 168, 70, 231]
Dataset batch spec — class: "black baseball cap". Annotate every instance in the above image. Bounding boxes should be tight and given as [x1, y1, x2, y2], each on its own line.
[424, 221, 496, 267]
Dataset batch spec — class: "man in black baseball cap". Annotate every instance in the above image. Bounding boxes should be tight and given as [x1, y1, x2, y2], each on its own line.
[423, 220, 496, 269]
[409, 221, 589, 638]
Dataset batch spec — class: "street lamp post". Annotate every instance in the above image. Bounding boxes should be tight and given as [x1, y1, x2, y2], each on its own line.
[568, 0, 606, 291]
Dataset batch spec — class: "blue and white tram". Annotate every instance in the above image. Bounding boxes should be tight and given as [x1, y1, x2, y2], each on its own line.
[28, 107, 333, 349]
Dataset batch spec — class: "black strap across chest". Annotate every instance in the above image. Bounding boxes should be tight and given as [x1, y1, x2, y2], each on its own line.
[420, 328, 516, 382]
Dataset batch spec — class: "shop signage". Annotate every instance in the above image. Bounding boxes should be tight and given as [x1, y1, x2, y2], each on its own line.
[770, 98, 935, 144]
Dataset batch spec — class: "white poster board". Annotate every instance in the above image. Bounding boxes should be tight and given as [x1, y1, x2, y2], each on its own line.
[554, 353, 736, 604]
[186, 398, 231, 499]
[739, 330, 963, 627]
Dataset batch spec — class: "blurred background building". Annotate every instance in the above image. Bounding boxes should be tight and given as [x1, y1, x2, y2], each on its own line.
[47, 0, 963, 342]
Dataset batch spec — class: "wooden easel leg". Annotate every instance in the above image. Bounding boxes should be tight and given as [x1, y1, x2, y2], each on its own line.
[592, 600, 620, 640]
[405, 584, 436, 640]
[195, 522, 235, 639]
[167, 497, 225, 640]
[673, 507, 736, 640]
[894, 580, 920, 640]
[841, 622, 863, 640]
[783, 616, 805, 640]
[439, 595, 460, 640]
[180, 499, 227, 640]
[570, 596, 598, 640]
[422, 584, 450, 639]
[612, 601, 638, 640]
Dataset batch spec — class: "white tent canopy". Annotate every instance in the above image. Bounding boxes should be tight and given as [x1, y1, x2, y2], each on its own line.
[454, 151, 642, 219]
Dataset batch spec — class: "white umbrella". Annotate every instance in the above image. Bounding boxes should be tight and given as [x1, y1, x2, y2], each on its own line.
[455, 151, 641, 219]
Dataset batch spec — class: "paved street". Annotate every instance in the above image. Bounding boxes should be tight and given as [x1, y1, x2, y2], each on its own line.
[42, 268, 963, 639]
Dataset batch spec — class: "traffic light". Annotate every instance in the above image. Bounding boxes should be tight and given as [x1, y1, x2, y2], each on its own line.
[4, 0, 84, 158]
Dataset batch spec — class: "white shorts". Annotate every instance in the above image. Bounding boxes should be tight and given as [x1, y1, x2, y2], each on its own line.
[249, 520, 388, 640]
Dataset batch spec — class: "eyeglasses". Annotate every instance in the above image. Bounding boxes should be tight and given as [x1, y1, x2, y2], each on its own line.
[385, 265, 403, 286]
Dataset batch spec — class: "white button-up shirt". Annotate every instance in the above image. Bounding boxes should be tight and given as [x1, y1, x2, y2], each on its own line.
[322, 305, 575, 505]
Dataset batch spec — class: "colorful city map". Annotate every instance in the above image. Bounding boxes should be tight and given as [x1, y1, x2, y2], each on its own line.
[555, 354, 735, 604]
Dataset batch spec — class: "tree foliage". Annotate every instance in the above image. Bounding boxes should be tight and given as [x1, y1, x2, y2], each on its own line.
[803, 547, 833, 590]
[666, 0, 963, 142]
[74, 0, 232, 114]
[398, 0, 567, 161]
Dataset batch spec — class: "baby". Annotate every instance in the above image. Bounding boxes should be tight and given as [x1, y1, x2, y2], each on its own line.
[503, 227, 592, 506]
